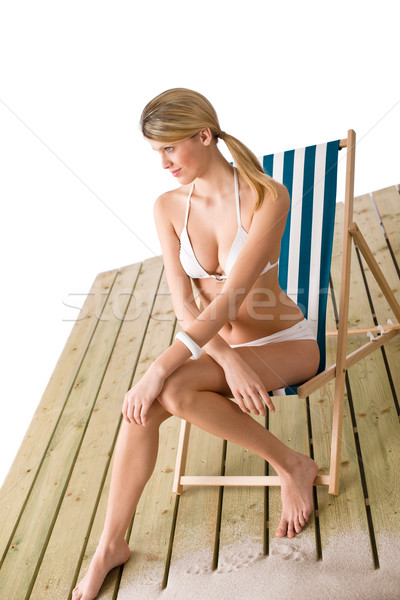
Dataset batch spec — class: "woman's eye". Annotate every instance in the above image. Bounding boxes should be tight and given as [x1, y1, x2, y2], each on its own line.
[165, 147, 173, 153]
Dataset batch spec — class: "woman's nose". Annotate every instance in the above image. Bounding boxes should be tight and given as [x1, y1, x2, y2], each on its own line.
[161, 154, 172, 169]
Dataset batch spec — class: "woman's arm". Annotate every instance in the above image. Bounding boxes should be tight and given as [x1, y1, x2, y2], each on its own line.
[151, 191, 241, 368]
[152, 184, 290, 378]
[122, 185, 288, 425]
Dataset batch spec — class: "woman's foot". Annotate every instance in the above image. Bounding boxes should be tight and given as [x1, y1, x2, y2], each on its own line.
[72, 538, 131, 600]
[275, 453, 318, 539]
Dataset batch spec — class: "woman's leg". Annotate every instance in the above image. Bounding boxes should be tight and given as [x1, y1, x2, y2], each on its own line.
[157, 339, 320, 540]
[72, 400, 171, 600]
[72, 339, 318, 599]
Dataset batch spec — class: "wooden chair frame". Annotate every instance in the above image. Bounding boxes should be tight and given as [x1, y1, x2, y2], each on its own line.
[172, 130, 400, 497]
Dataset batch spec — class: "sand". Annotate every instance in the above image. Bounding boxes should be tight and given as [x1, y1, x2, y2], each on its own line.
[116, 532, 400, 600]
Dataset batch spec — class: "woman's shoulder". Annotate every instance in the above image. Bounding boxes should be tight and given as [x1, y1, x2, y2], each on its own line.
[253, 177, 290, 212]
[248, 179, 290, 230]
[259, 178, 290, 213]
[154, 183, 192, 207]
[153, 184, 192, 233]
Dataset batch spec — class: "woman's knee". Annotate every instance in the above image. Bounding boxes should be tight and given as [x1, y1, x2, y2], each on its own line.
[157, 372, 195, 416]
[145, 399, 171, 426]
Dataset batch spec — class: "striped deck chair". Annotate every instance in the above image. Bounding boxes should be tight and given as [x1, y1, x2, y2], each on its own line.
[262, 137, 339, 396]
[172, 130, 400, 496]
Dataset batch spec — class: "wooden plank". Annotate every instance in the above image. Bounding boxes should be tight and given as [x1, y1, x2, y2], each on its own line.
[353, 191, 399, 306]
[178, 475, 329, 486]
[166, 272, 225, 578]
[0, 267, 117, 561]
[310, 201, 371, 560]
[352, 192, 400, 398]
[117, 417, 181, 599]
[373, 185, 400, 264]
[73, 446, 116, 599]
[73, 266, 179, 599]
[29, 257, 164, 599]
[166, 427, 224, 584]
[268, 395, 317, 555]
[0, 264, 141, 600]
[117, 285, 183, 598]
[217, 416, 266, 568]
[331, 202, 400, 568]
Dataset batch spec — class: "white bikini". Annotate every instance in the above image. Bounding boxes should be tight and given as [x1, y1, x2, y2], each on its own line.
[179, 168, 279, 281]
[229, 318, 316, 348]
[178, 168, 316, 347]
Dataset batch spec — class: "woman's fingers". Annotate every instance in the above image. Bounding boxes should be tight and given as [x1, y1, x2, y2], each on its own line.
[237, 391, 263, 416]
[235, 385, 274, 416]
[235, 391, 258, 415]
[257, 386, 275, 413]
[241, 392, 259, 415]
[122, 395, 149, 426]
[133, 401, 142, 426]
[122, 392, 140, 425]
[122, 369, 162, 425]
[141, 402, 152, 426]
[235, 393, 250, 414]
[248, 387, 267, 415]
[140, 404, 147, 426]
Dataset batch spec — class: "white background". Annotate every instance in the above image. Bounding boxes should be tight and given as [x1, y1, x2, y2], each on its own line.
[0, 0, 399, 487]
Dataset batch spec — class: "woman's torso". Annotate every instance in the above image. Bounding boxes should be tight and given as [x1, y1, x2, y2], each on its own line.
[168, 171, 304, 345]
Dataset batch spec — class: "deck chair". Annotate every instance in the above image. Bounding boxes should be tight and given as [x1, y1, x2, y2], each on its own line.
[172, 130, 400, 496]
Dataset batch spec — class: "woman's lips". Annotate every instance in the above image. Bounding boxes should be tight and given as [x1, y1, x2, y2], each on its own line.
[171, 169, 181, 177]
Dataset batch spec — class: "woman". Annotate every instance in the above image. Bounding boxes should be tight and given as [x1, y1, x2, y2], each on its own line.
[72, 88, 320, 600]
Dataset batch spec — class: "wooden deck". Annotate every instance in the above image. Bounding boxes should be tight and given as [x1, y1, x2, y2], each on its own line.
[0, 185, 399, 600]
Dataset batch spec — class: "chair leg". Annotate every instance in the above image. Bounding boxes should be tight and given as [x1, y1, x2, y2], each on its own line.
[172, 419, 192, 494]
[329, 368, 346, 495]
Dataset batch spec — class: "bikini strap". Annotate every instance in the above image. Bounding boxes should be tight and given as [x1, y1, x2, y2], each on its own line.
[184, 182, 195, 228]
[233, 168, 242, 228]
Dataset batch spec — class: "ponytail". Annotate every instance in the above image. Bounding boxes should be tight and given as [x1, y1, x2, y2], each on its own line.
[218, 131, 278, 211]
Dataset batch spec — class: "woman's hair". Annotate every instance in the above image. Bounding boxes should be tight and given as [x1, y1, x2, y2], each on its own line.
[140, 88, 277, 210]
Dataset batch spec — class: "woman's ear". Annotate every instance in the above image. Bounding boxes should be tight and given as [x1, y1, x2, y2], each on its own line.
[198, 127, 213, 147]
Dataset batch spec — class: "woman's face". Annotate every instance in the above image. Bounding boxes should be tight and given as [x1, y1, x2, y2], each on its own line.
[149, 129, 212, 185]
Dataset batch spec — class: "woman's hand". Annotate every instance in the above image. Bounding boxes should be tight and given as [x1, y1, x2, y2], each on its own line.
[122, 366, 165, 426]
[221, 352, 275, 416]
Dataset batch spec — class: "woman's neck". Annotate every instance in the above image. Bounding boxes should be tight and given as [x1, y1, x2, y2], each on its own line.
[192, 150, 236, 202]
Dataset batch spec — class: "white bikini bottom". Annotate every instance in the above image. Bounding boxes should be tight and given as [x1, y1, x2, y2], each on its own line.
[229, 318, 317, 348]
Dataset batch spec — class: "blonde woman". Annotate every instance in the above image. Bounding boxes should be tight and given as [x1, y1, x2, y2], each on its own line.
[73, 88, 320, 600]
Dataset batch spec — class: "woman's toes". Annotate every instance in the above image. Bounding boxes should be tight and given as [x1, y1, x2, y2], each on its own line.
[72, 586, 82, 600]
[294, 519, 302, 534]
[287, 524, 295, 539]
[276, 519, 288, 537]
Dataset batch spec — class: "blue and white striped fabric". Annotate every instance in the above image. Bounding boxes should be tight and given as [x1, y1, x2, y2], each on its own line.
[260, 140, 340, 395]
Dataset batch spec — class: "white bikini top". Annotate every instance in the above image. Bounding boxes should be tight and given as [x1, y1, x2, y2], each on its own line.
[179, 168, 279, 281]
